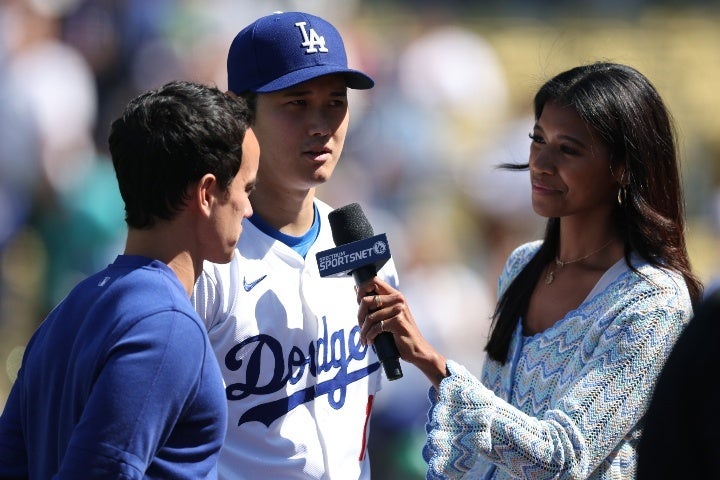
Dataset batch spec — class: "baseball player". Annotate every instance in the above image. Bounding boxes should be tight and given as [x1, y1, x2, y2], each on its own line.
[0, 81, 259, 479]
[192, 11, 399, 480]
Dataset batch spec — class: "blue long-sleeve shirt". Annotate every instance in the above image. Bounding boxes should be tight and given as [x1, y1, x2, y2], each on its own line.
[0, 255, 227, 479]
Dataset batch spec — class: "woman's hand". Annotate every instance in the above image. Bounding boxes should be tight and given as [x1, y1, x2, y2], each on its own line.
[356, 276, 449, 388]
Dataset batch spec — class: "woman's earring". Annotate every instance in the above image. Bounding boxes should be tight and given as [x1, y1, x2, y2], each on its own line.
[617, 186, 627, 206]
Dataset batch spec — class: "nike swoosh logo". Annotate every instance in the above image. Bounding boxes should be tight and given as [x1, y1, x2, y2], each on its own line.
[243, 275, 267, 292]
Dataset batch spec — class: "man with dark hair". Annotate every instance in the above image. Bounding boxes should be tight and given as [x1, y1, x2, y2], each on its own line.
[0, 80, 259, 479]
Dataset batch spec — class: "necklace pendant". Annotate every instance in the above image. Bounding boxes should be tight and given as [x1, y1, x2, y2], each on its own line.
[545, 270, 555, 285]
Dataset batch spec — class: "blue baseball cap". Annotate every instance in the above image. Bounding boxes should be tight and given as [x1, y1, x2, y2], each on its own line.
[227, 11, 374, 94]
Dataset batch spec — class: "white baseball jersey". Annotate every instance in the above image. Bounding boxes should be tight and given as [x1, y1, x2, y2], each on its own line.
[193, 199, 399, 480]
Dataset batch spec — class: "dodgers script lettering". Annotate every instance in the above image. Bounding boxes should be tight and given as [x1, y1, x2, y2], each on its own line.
[224, 316, 379, 427]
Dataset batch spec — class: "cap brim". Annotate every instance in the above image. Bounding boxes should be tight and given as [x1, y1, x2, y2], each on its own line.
[254, 66, 374, 93]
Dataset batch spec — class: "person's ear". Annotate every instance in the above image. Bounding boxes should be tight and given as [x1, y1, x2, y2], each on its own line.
[195, 173, 217, 217]
[609, 158, 627, 185]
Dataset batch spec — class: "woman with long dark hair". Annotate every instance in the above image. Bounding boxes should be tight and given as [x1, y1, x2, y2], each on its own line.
[357, 62, 702, 479]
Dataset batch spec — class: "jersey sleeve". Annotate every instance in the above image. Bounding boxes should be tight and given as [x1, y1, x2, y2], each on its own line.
[56, 311, 209, 479]
[423, 275, 691, 479]
[192, 261, 225, 331]
[378, 257, 400, 290]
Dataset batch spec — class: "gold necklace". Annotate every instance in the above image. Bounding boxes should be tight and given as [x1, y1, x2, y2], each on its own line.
[544, 239, 614, 285]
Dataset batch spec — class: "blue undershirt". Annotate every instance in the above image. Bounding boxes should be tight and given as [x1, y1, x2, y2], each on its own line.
[248, 203, 320, 258]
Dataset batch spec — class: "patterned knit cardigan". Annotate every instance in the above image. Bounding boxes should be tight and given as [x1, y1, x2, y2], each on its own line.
[423, 240, 693, 480]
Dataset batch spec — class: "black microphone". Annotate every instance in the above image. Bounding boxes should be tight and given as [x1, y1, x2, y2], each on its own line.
[326, 203, 403, 381]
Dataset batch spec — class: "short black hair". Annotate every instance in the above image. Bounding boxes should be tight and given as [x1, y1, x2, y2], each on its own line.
[109, 80, 252, 229]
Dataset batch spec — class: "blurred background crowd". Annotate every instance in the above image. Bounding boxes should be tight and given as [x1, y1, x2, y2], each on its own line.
[1, 0, 719, 478]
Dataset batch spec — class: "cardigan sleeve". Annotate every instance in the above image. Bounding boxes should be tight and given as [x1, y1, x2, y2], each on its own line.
[423, 268, 691, 480]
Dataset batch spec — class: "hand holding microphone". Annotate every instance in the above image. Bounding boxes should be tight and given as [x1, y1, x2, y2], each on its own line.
[318, 203, 403, 380]
[355, 275, 449, 389]
[318, 203, 449, 387]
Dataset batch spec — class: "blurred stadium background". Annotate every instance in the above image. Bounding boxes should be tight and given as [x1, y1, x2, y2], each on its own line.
[1, 0, 718, 478]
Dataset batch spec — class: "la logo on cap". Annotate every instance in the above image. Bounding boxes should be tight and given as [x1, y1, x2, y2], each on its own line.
[295, 22, 328, 54]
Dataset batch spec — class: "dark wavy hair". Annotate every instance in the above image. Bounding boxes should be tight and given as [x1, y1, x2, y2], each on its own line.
[485, 62, 703, 363]
[109, 80, 253, 229]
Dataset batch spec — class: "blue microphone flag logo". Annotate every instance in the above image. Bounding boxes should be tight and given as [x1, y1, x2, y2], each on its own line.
[316, 234, 391, 277]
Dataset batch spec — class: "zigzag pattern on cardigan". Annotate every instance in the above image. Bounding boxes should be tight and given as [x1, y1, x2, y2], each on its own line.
[423, 241, 692, 480]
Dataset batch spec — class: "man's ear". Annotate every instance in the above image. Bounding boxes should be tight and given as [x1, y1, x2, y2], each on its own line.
[195, 174, 218, 217]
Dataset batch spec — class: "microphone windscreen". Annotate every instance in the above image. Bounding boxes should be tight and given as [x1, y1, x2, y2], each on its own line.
[328, 203, 375, 246]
